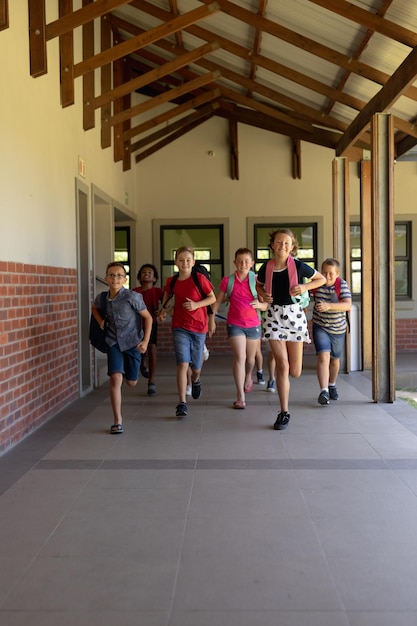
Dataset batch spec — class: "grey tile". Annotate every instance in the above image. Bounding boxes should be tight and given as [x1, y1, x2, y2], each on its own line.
[174, 516, 343, 611]
[0, 612, 169, 626]
[169, 610, 350, 626]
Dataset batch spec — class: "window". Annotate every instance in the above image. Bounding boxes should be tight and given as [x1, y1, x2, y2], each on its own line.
[115, 226, 131, 287]
[253, 223, 318, 272]
[349, 221, 412, 298]
[160, 225, 224, 287]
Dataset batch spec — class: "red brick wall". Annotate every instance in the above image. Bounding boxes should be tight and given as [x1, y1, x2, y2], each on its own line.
[0, 262, 79, 453]
[396, 318, 417, 352]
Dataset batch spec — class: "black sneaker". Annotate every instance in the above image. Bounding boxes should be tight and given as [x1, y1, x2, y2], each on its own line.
[273, 411, 290, 430]
[147, 382, 156, 396]
[256, 371, 265, 385]
[191, 380, 202, 400]
[329, 386, 339, 400]
[176, 402, 188, 418]
[318, 390, 330, 405]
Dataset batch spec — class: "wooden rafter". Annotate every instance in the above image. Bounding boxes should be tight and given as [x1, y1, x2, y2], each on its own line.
[337, 45, 417, 156]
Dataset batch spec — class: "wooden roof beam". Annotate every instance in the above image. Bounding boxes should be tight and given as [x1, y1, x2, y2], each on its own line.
[336, 45, 417, 156]
[73, 2, 220, 78]
[309, 0, 417, 48]
[125, 88, 221, 143]
[110, 70, 221, 126]
[94, 41, 219, 108]
[135, 114, 213, 163]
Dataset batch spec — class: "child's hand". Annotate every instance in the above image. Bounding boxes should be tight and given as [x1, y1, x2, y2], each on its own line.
[289, 284, 304, 298]
[183, 297, 198, 311]
[137, 340, 149, 354]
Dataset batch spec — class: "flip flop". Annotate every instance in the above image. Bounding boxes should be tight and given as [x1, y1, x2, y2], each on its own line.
[110, 424, 123, 434]
[233, 400, 246, 409]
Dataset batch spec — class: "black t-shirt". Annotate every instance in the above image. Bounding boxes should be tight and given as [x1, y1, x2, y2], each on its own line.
[257, 259, 315, 306]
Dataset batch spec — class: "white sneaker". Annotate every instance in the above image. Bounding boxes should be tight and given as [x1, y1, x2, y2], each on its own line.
[186, 385, 192, 396]
[203, 344, 210, 361]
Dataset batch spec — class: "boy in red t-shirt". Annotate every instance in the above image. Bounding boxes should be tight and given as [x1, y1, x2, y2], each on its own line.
[160, 247, 215, 419]
[132, 264, 164, 396]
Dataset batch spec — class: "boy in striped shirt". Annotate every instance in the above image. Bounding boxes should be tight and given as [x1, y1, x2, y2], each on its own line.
[312, 259, 352, 405]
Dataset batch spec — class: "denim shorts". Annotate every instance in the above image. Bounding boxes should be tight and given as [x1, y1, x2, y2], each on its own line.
[227, 324, 262, 340]
[313, 324, 345, 359]
[107, 343, 142, 381]
[172, 328, 206, 368]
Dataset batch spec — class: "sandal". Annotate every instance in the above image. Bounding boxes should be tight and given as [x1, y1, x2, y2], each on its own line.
[110, 423, 123, 434]
[233, 400, 246, 410]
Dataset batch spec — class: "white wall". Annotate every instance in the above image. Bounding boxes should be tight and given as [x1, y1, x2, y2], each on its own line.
[0, 2, 137, 268]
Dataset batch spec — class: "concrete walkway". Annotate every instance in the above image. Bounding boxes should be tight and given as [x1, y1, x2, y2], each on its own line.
[1, 354, 417, 626]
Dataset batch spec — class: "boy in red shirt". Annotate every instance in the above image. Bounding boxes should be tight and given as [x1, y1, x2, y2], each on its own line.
[160, 247, 215, 419]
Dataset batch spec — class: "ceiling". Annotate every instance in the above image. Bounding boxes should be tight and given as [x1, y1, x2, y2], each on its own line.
[26, 0, 417, 170]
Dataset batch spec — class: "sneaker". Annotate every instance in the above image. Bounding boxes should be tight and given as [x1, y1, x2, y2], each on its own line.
[318, 390, 330, 405]
[203, 344, 210, 361]
[273, 411, 290, 431]
[192, 380, 202, 400]
[266, 379, 275, 392]
[329, 386, 339, 400]
[186, 385, 192, 397]
[256, 371, 265, 385]
[147, 382, 156, 396]
[176, 402, 188, 418]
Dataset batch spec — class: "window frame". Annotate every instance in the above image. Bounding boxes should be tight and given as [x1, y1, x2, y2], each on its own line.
[349, 220, 412, 299]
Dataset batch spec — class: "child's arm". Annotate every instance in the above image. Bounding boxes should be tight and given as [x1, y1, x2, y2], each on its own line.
[91, 304, 105, 330]
[290, 270, 326, 299]
[137, 308, 153, 353]
[208, 289, 226, 336]
[182, 290, 216, 311]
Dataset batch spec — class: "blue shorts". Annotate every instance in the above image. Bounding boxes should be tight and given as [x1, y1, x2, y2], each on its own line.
[227, 324, 262, 340]
[107, 344, 142, 381]
[172, 328, 206, 369]
[313, 324, 345, 359]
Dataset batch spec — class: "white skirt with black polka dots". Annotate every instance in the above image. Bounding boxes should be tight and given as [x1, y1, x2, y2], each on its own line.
[263, 303, 311, 343]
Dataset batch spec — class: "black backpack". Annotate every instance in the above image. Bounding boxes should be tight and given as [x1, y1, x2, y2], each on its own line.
[166, 264, 213, 314]
[89, 291, 108, 353]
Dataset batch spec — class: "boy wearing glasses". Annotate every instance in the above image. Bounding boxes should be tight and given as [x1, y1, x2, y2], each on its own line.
[91, 262, 152, 434]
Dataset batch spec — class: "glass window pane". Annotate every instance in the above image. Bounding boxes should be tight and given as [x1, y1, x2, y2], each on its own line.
[395, 260, 408, 296]
[161, 225, 223, 288]
[394, 224, 407, 257]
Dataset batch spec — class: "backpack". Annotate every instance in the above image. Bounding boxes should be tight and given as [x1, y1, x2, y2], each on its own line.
[226, 270, 262, 320]
[264, 256, 310, 309]
[166, 264, 213, 314]
[89, 291, 108, 353]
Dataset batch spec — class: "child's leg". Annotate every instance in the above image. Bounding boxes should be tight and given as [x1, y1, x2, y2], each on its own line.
[109, 372, 124, 424]
[229, 334, 247, 402]
[177, 362, 189, 403]
[246, 338, 259, 387]
[267, 350, 276, 381]
[148, 343, 157, 383]
[255, 339, 263, 372]
[270, 340, 304, 413]
[329, 356, 340, 385]
[317, 351, 331, 389]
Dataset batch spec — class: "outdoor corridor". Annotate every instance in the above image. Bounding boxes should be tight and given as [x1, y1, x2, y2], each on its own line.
[1, 354, 417, 626]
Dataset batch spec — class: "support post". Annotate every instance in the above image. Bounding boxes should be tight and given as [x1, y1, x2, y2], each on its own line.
[371, 113, 396, 403]
[332, 156, 350, 372]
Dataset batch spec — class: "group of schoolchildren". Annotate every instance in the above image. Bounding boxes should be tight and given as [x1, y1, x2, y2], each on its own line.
[91, 229, 352, 435]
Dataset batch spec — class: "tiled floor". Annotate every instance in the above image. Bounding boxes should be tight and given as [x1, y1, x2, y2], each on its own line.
[1, 355, 417, 626]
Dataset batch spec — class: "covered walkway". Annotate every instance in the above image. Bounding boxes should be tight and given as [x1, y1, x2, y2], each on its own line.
[1, 355, 417, 626]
